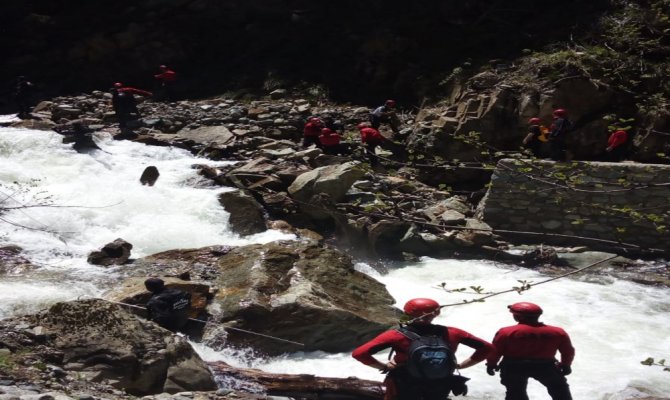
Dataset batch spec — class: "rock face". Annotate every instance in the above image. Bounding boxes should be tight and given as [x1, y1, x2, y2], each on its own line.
[218, 190, 267, 236]
[204, 241, 401, 354]
[0, 299, 217, 395]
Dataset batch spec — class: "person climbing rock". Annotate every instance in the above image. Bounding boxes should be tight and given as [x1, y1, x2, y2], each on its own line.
[357, 123, 404, 166]
[110, 82, 152, 128]
[303, 116, 324, 148]
[370, 99, 401, 134]
[548, 109, 572, 161]
[487, 302, 575, 400]
[523, 117, 548, 158]
[144, 278, 191, 332]
[153, 65, 177, 101]
[352, 298, 493, 400]
[14, 76, 35, 119]
[605, 129, 629, 162]
[319, 127, 350, 155]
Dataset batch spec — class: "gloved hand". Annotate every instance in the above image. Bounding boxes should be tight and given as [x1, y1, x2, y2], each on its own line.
[450, 375, 470, 396]
[558, 364, 572, 376]
[486, 364, 499, 376]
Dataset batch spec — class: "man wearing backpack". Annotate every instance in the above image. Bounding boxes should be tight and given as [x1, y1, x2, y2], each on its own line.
[144, 278, 192, 333]
[352, 298, 494, 400]
[486, 302, 574, 400]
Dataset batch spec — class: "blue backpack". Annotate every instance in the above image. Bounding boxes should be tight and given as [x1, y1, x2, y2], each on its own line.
[397, 326, 456, 380]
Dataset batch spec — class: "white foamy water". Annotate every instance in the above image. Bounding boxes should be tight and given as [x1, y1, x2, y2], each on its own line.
[3, 126, 669, 399]
[0, 127, 293, 317]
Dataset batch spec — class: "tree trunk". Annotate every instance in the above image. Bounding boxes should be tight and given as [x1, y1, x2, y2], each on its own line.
[209, 361, 384, 399]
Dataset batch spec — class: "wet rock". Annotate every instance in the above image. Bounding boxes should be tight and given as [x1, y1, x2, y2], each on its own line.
[87, 238, 133, 266]
[140, 166, 160, 186]
[204, 241, 401, 354]
[288, 161, 364, 203]
[217, 190, 267, 236]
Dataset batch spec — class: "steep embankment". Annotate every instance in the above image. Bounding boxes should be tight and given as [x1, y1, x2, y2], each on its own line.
[1, 0, 609, 106]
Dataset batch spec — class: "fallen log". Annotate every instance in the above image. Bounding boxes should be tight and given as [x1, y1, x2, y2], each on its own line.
[209, 361, 384, 400]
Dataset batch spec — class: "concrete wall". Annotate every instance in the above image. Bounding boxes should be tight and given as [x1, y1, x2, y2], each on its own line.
[477, 159, 670, 253]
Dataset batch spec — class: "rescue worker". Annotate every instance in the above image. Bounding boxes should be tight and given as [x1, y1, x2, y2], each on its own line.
[353, 298, 493, 400]
[487, 302, 574, 400]
[523, 117, 548, 158]
[370, 99, 401, 134]
[14, 76, 35, 119]
[144, 278, 191, 332]
[357, 122, 405, 166]
[319, 127, 350, 155]
[303, 117, 324, 148]
[605, 129, 629, 162]
[548, 109, 572, 161]
[110, 82, 152, 128]
[154, 65, 177, 101]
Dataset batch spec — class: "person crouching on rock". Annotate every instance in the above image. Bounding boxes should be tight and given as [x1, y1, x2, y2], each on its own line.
[319, 127, 350, 155]
[144, 278, 191, 333]
[303, 116, 324, 148]
[110, 82, 152, 128]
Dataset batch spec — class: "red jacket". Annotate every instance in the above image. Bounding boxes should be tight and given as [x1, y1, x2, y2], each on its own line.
[359, 127, 385, 145]
[487, 322, 575, 366]
[118, 87, 152, 97]
[607, 130, 628, 149]
[154, 69, 177, 83]
[352, 324, 493, 367]
[319, 129, 341, 147]
[304, 121, 323, 137]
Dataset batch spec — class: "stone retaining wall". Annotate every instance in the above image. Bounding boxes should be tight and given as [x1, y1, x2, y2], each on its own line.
[477, 159, 670, 252]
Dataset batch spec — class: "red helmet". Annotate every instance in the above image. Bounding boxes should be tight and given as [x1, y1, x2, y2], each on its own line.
[553, 109, 567, 118]
[528, 117, 541, 125]
[113, 82, 123, 88]
[321, 127, 333, 135]
[357, 122, 369, 130]
[404, 298, 441, 319]
[508, 302, 543, 316]
[385, 99, 396, 107]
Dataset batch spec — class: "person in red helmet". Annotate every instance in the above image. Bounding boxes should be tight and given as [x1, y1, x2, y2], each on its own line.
[319, 127, 350, 155]
[370, 99, 401, 134]
[605, 129, 629, 162]
[523, 117, 549, 158]
[154, 65, 177, 101]
[303, 117, 324, 148]
[548, 108, 573, 161]
[358, 122, 388, 165]
[110, 82, 152, 128]
[487, 302, 574, 400]
[353, 298, 493, 400]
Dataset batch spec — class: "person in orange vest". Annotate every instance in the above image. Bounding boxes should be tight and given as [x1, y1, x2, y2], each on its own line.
[318, 127, 350, 155]
[487, 302, 575, 400]
[523, 117, 548, 158]
[352, 298, 493, 400]
[303, 117, 324, 148]
[154, 65, 177, 101]
[605, 130, 629, 162]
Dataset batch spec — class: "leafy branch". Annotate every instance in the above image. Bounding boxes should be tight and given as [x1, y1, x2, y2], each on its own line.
[641, 357, 670, 372]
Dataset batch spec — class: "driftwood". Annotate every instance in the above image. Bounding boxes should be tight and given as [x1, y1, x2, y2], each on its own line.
[209, 361, 384, 400]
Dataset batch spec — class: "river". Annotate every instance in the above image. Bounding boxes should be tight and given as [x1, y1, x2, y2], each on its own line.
[1, 126, 669, 399]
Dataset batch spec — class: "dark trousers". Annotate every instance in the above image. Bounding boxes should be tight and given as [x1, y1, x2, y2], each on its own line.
[388, 369, 451, 400]
[500, 361, 572, 400]
[370, 114, 400, 133]
[302, 135, 321, 148]
[549, 139, 566, 161]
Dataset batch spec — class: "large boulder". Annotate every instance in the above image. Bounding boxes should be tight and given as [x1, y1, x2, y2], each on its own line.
[218, 189, 267, 236]
[204, 241, 401, 354]
[87, 238, 133, 266]
[288, 161, 365, 203]
[0, 299, 216, 396]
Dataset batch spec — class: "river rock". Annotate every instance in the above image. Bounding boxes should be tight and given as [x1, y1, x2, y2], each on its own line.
[203, 241, 401, 354]
[217, 190, 267, 236]
[87, 238, 133, 266]
[0, 299, 216, 395]
[288, 161, 364, 203]
[140, 166, 160, 186]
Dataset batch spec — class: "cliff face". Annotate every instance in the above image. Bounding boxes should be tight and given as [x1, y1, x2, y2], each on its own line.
[1, 0, 610, 105]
